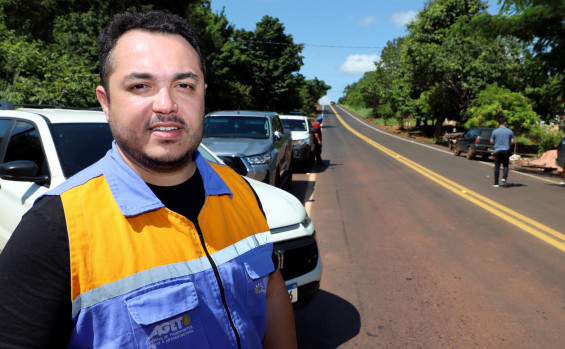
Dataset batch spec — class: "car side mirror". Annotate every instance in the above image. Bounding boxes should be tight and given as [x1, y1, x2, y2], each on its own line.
[0, 160, 49, 184]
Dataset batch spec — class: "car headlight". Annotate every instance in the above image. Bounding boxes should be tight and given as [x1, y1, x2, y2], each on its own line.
[301, 214, 312, 228]
[294, 138, 310, 146]
[246, 152, 272, 165]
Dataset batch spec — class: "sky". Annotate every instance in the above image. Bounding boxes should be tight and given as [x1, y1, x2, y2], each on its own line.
[210, 0, 501, 105]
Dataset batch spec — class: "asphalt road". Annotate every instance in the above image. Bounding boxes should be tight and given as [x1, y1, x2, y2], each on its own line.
[290, 105, 565, 348]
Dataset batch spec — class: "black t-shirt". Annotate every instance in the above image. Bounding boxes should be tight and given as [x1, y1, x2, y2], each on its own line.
[0, 170, 205, 348]
[146, 169, 205, 222]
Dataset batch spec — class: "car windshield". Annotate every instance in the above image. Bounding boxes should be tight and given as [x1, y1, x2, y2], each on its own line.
[50, 122, 221, 179]
[480, 129, 493, 138]
[281, 119, 307, 132]
[204, 117, 270, 139]
[50, 123, 114, 178]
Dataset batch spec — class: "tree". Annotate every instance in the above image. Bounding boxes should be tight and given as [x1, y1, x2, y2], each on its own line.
[0, 0, 327, 112]
[371, 37, 418, 126]
[469, 0, 565, 112]
[401, 0, 527, 137]
[186, 2, 249, 112]
[299, 78, 331, 116]
[465, 84, 540, 134]
[234, 16, 304, 112]
[0, 0, 207, 107]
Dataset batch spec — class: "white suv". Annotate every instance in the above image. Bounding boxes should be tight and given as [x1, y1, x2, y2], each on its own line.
[0, 101, 322, 306]
[279, 114, 315, 171]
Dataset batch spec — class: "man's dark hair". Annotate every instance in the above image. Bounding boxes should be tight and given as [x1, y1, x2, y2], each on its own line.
[98, 10, 206, 95]
[498, 117, 507, 125]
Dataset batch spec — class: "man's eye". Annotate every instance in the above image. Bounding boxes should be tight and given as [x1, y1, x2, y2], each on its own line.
[178, 83, 193, 89]
[130, 83, 147, 90]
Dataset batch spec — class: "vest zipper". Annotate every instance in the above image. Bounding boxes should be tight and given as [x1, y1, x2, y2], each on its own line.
[194, 221, 242, 349]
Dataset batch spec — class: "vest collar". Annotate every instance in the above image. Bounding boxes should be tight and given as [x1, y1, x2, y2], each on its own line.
[104, 142, 232, 217]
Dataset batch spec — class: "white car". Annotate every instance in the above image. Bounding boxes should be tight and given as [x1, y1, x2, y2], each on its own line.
[0, 101, 321, 306]
[279, 114, 315, 171]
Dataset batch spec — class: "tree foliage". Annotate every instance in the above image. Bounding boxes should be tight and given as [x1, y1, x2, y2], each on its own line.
[299, 77, 331, 116]
[468, 0, 565, 112]
[465, 84, 540, 134]
[233, 16, 305, 112]
[0, 0, 329, 113]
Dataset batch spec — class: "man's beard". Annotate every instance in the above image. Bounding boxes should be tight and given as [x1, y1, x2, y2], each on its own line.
[109, 113, 203, 172]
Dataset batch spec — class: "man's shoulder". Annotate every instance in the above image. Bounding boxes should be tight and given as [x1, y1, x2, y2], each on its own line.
[493, 126, 513, 136]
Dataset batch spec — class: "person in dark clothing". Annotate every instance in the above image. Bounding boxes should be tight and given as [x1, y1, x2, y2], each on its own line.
[312, 115, 323, 166]
[556, 132, 565, 186]
[490, 117, 514, 187]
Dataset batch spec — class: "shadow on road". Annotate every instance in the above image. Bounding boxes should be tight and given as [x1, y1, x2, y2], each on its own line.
[311, 161, 340, 174]
[290, 179, 312, 204]
[294, 290, 360, 348]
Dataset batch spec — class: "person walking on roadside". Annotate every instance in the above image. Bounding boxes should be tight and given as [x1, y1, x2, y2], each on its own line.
[0, 10, 296, 349]
[556, 133, 565, 186]
[490, 117, 514, 187]
[313, 115, 323, 166]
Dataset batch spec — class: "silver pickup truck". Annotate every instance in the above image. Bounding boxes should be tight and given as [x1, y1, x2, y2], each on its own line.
[202, 110, 293, 190]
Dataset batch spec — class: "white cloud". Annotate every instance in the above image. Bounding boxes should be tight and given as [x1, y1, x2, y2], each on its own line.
[391, 11, 417, 28]
[339, 54, 380, 74]
[357, 16, 375, 27]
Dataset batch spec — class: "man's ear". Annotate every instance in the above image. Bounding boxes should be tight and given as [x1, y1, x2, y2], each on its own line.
[96, 86, 110, 122]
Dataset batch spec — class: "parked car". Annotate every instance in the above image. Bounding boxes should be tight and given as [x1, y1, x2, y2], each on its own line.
[453, 127, 494, 159]
[0, 102, 321, 305]
[202, 110, 293, 190]
[279, 114, 315, 171]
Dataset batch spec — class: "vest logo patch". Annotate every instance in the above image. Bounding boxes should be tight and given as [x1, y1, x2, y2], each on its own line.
[254, 281, 265, 294]
[147, 314, 193, 348]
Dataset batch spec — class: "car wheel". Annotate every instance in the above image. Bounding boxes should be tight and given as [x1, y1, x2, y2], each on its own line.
[453, 147, 461, 156]
[466, 146, 475, 159]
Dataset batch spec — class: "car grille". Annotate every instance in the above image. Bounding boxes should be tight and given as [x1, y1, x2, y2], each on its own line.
[274, 235, 319, 281]
[218, 156, 248, 176]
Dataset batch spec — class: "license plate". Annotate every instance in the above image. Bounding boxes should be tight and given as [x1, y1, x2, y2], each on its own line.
[287, 283, 298, 303]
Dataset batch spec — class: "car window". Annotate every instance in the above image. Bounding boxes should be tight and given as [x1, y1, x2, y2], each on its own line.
[4, 120, 49, 176]
[0, 119, 13, 155]
[467, 129, 478, 138]
[281, 119, 307, 132]
[50, 123, 114, 178]
[479, 129, 493, 138]
[272, 116, 284, 133]
[203, 117, 269, 139]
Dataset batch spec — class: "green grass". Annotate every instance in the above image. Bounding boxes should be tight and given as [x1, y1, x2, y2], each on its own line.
[342, 105, 373, 118]
[340, 105, 403, 126]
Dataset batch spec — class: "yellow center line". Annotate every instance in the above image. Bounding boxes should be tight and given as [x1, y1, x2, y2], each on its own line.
[330, 105, 565, 252]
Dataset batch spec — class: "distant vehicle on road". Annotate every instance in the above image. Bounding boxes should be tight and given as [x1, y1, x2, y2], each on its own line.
[280, 114, 315, 171]
[453, 127, 494, 160]
[202, 110, 293, 189]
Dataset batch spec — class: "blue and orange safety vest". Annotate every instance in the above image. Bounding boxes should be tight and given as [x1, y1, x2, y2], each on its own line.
[46, 142, 274, 348]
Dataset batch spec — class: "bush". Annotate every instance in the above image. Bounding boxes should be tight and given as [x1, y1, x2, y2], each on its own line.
[465, 85, 540, 135]
[529, 124, 563, 152]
